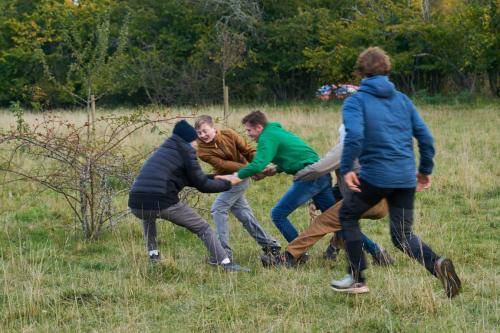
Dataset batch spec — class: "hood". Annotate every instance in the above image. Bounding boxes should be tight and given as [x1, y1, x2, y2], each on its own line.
[358, 75, 395, 98]
[265, 122, 282, 130]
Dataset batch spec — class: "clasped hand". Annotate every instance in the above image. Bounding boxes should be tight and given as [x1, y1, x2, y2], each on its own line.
[215, 173, 242, 185]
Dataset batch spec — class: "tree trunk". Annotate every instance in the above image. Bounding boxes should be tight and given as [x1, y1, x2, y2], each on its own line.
[222, 75, 229, 127]
[488, 70, 499, 96]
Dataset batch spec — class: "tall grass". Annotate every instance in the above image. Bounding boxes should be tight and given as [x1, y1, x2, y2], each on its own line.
[0, 103, 499, 332]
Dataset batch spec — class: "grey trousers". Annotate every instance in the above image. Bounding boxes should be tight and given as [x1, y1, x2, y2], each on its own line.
[211, 179, 279, 258]
[131, 202, 229, 264]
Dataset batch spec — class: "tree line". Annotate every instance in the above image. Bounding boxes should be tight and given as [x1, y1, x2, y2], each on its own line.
[0, 0, 497, 110]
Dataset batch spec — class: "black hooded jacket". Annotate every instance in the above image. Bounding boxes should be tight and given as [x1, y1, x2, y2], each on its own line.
[128, 134, 231, 210]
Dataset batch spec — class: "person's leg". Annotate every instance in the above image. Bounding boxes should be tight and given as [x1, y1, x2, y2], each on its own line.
[142, 219, 158, 252]
[311, 174, 335, 212]
[325, 199, 392, 264]
[360, 234, 381, 256]
[387, 188, 439, 275]
[339, 181, 386, 282]
[231, 194, 280, 250]
[387, 188, 461, 297]
[271, 174, 335, 242]
[163, 202, 229, 264]
[286, 200, 343, 258]
[211, 182, 247, 258]
[131, 209, 158, 251]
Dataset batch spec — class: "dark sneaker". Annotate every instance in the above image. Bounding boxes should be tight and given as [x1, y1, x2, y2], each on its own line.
[296, 251, 309, 265]
[221, 262, 250, 273]
[149, 252, 161, 263]
[323, 244, 340, 261]
[435, 257, 461, 298]
[261, 251, 308, 268]
[260, 252, 284, 267]
[262, 245, 281, 256]
[371, 249, 395, 266]
[330, 274, 370, 294]
[260, 245, 282, 267]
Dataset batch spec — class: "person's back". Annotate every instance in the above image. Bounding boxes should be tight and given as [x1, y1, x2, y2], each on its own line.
[128, 120, 249, 272]
[129, 135, 187, 209]
[237, 122, 319, 179]
[341, 75, 434, 188]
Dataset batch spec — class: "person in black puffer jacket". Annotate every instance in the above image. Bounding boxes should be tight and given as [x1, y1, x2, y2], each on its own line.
[129, 120, 249, 272]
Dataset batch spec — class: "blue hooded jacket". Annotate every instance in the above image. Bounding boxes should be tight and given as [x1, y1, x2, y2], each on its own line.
[340, 75, 435, 188]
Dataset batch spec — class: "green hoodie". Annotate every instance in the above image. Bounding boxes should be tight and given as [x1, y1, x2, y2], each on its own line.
[237, 122, 319, 179]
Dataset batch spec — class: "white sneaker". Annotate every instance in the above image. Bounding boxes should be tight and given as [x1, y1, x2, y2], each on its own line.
[330, 274, 369, 294]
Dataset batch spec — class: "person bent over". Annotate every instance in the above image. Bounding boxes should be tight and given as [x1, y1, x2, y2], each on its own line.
[128, 120, 249, 272]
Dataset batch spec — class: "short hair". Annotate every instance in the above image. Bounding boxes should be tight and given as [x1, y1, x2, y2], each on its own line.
[194, 115, 214, 129]
[355, 47, 391, 77]
[241, 110, 268, 127]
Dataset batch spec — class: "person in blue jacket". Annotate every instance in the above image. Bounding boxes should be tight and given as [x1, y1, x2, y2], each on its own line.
[330, 47, 461, 298]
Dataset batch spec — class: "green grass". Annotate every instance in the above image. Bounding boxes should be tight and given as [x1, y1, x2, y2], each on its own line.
[1, 103, 499, 332]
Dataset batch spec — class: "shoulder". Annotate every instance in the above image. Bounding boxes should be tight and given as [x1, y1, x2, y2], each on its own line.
[394, 91, 414, 110]
[342, 94, 363, 110]
[221, 128, 241, 140]
[395, 90, 410, 101]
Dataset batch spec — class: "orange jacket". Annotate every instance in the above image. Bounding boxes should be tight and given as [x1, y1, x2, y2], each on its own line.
[197, 128, 255, 175]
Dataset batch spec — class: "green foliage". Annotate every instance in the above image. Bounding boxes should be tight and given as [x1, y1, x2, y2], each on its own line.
[0, 0, 498, 108]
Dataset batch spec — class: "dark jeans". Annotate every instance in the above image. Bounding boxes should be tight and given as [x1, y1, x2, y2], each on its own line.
[339, 179, 440, 282]
[271, 173, 335, 242]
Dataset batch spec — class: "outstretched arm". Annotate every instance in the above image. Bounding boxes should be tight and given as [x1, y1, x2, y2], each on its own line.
[237, 134, 278, 179]
[408, 98, 435, 176]
[294, 143, 343, 181]
[183, 147, 231, 193]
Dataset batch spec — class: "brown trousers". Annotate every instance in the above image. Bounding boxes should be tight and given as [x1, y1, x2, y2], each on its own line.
[286, 199, 388, 258]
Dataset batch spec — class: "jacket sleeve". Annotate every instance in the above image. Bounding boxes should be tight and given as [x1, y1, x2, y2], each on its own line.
[233, 130, 256, 162]
[294, 143, 343, 181]
[237, 133, 278, 179]
[340, 96, 365, 175]
[199, 154, 247, 174]
[182, 146, 231, 193]
[408, 98, 435, 175]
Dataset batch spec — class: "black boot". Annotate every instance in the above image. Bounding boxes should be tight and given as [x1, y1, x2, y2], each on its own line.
[371, 248, 395, 266]
[260, 245, 281, 267]
[323, 244, 340, 261]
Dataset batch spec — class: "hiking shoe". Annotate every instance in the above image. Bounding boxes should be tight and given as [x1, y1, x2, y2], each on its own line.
[371, 248, 395, 266]
[261, 251, 296, 268]
[260, 245, 282, 267]
[435, 257, 461, 298]
[148, 250, 161, 263]
[221, 262, 250, 273]
[262, 245, 281, 256]
[330, 274, 369, 294]
[296, 251, 309, 265]
[323, 244, 340, 261]
[261, 252, 289, 267]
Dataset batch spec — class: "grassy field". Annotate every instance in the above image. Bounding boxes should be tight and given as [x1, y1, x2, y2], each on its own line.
[1, 103, 499, 332]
